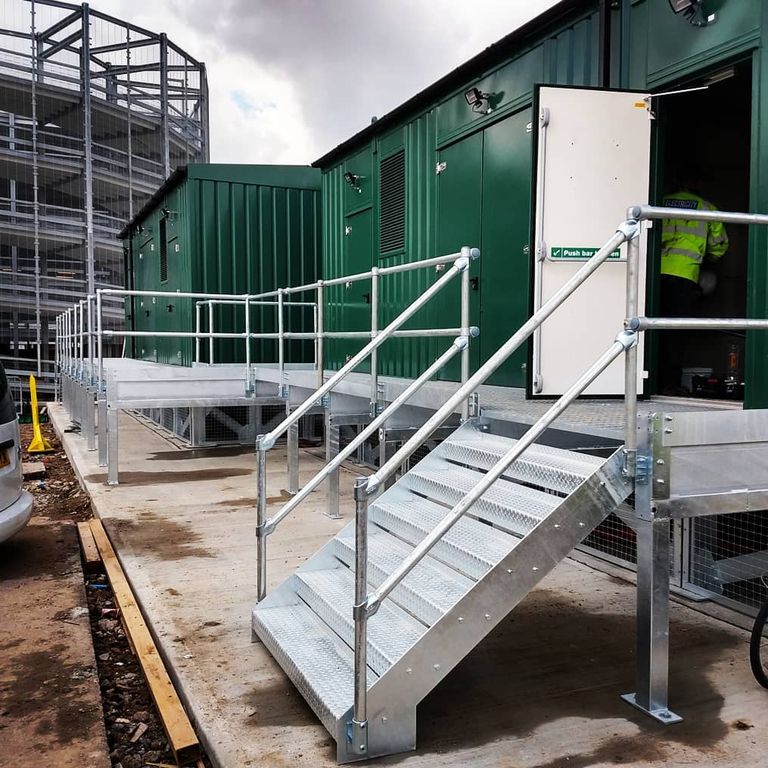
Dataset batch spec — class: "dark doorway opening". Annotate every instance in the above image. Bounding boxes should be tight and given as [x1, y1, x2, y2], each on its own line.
[653, 61, 752, 399]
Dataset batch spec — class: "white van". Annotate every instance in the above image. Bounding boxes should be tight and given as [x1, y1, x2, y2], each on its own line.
[0, 362, 33, 543]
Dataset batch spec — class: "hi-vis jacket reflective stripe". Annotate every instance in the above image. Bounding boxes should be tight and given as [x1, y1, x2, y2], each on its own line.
[661, 191, 729, 284]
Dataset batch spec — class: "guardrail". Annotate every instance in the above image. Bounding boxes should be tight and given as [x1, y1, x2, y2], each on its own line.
[345, 203, 768, 753]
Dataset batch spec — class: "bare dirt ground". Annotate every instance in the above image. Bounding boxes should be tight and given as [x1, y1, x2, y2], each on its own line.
[0, 422, 109, 768]
[0, 421, 207, 768]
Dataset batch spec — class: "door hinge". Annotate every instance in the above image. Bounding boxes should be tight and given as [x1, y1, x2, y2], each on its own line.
[535, 241, 547, 262]
[345, 225, 352, 236]
[435, 161, 447, 175]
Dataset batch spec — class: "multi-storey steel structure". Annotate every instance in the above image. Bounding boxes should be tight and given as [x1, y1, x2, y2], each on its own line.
[0, 0, 208, 393]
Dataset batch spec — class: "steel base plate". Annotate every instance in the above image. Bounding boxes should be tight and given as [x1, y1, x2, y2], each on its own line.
[621, 693, 683, 724]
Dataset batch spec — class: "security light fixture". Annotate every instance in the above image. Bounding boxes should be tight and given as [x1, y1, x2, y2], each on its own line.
[668, 0, 715, 26]
[464, 87, 492, 114]
[343, 171, 362, 193]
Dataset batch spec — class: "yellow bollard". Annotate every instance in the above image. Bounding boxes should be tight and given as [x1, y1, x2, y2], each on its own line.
[27, 374, 52, 453]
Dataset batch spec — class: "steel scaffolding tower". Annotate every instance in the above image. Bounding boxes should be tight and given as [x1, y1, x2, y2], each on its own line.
[0, 0, 209, 393]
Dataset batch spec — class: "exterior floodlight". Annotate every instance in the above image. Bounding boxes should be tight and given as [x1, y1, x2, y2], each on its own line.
[668, 0, 696, 12]
[668, 0, 714, 25]
[343, 171, 362, 193]
[464, 87, 492, 115]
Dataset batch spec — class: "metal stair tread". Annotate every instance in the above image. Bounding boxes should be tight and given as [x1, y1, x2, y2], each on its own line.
[295, 567, 426, 674]
[370, 494, 518, 579]
[405, 461, 560, 534]
[332, 529, 472, 626]
[251, 601, 376, 733]
[441, 432, 604, 494]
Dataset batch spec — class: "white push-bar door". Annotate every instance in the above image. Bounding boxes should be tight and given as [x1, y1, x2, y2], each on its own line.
[531, 85, 651, 397]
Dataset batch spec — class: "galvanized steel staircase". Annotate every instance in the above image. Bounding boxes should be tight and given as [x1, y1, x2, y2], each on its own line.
[252, 418, 632, 762]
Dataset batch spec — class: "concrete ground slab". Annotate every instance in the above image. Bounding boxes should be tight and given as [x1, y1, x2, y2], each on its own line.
[51, 404, 767, 768]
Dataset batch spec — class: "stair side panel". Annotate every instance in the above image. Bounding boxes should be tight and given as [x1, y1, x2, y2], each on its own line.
[364, 449, 632, 724]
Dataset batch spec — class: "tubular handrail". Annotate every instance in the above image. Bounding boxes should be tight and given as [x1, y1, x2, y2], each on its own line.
[362, 331, 637, 614]
[348, 203, 768, 754]
[257, 247, 479, 452]
[260, 336, 469, 538]
[362, 223, 636, 497]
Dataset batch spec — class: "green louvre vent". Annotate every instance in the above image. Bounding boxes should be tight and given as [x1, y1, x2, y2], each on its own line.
[380, 149, 405, 253]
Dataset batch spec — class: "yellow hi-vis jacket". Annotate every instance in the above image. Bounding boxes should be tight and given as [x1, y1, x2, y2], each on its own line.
[661, 191, 729, 284]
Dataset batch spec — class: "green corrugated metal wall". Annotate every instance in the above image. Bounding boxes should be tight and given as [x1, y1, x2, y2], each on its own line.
[124, 165, 321, 366]
[317, 0, 768, 407]
[319, 7, 603, 387]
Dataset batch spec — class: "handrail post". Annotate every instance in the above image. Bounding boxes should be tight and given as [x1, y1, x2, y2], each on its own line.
[316, 280, 324, 388]
[96, 291, 103, 391]
[278, 288, 285, 392]
[87, 295, 94, 386]
[195, 302, 201, 363]
[256, 436, 268, 601]
[245, 296, 251, 384]
[208, 301, 214, 364]
[460, 246, 471, 420]
[624, 219, 640, 475]
[369, 267, 379, 416]
[351, 477, 369, 756]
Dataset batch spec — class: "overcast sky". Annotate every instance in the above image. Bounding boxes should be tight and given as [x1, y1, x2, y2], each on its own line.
[94, 0, 559, 164]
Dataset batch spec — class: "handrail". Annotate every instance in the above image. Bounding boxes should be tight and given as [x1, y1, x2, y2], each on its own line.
[348, 202, 768, 754]
[363, 223, 636, 497]
[257, 248, 479, 452]
[261, 336, 470, 537]
[252, 246, 480, 602]
[349, 330, 637, 752]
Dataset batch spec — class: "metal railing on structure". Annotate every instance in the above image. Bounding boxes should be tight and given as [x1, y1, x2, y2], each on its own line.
[334, 205, 768, 754]
[54, 247, 480, 484]
[251, 246, 480, 599]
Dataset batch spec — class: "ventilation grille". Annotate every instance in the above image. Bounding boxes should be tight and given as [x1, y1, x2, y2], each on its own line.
[159, 217, 168, 282]
[380, 149, 405, 253]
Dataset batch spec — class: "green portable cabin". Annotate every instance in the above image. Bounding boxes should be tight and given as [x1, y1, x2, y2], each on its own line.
[120, 164, 321, 366]
[314, 0, 768, 407]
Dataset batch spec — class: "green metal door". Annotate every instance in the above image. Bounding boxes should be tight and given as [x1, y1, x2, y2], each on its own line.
[480, 110, 532, 386]
[328, 206, 373, 370]
[435, 132, 482, 380]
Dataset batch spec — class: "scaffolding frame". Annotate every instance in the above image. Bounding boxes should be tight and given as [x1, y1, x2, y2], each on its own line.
[0, 0, 209, 393]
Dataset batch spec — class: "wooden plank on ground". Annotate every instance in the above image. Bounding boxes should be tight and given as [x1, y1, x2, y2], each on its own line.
[22, 461, 46, 479]
[89, 518, 201, 764]
[76, 521, 101, 572]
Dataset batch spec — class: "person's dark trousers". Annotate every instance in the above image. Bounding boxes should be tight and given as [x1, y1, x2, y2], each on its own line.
[659, 274, 700, 392]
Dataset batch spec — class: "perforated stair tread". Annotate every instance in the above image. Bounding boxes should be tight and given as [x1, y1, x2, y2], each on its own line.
[251, 601, 376, 733]
[442, 432, 604, 494]
[370, 494, 519, 580]
[295, 567, 427, 675]
[333, 527, 474, 626]
[405, 461, 560, 535]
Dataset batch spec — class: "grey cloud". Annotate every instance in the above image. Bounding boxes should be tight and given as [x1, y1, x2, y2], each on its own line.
[170, 0, 548, 159]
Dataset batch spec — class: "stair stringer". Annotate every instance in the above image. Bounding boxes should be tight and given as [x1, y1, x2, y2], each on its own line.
[336, 447, 632, 762]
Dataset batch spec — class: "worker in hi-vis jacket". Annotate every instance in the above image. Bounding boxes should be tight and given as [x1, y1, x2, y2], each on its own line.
[659, 183, 729, 393]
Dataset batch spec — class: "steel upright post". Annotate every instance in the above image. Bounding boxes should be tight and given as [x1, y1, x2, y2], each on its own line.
[195, 303, 201, 363]
[351, 477, 369, 756]
[82, 4, 95, 299]
[159, 33, 171, 178]
[278, 289, 285, 388]
[316, 281, 324, 388]
[460, 246, 472, 420]
[245, 296, 251, 380]
[624, 218, 640, 474]
[369, 267, 379, 415]
[622, 413, 682, 724]
[208, 302, 214, 363]
[256, 437, 268, 601]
